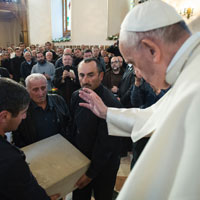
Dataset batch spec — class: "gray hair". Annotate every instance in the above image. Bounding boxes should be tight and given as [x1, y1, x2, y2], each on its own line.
[119, 21, 191, 50]
[25, 73, 47, 90]
[24, 51, 31, 56]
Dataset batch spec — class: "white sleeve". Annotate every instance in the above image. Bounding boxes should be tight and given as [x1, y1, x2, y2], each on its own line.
[106, 106, 155, 142]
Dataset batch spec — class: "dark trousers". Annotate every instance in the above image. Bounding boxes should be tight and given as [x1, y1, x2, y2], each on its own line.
[72, 162, 119, 200]
[131, 137, 149, 169]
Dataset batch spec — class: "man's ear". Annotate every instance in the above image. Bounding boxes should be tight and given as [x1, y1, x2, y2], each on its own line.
[99, 72, 104, 81]
[0, 111, 10, 123]
[141, 39, 161, 63]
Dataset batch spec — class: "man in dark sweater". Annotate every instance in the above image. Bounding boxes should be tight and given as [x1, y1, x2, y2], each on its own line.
[70, 58, 122, 200]
[0, 78, 59, 200]
[10, 47, 25, 82]
[20, 51, 36, 81]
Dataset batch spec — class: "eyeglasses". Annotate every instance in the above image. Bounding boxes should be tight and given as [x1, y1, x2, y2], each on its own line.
[111, 61, 119, 64]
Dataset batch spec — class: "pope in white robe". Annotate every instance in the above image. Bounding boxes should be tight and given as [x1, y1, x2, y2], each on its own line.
[79, 0, 200, 199]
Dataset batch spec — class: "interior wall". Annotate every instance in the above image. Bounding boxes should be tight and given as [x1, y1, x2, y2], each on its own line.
[164, 0, 200, 33]
[0, 17, 21, 48]
[69, 0, 108, 45]
[107, 0, 130, 37]
[55, 0, 130, 46]
[27, 0, 52, 45]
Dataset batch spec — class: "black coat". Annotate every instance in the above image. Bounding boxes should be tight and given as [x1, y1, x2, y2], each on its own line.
[0, 67, 10, 78]
[10, 56, 25, 82]
[69, 84, 122, 179]
[13, 94, 70, 148]
[53, 65, 80, 106]
[20, 59, 36, 80]
[1, 58, 12, 74]
[0, 136, 50, 200]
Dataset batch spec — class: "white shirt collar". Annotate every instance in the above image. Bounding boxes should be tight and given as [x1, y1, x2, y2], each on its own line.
[166, 32, 200, 85]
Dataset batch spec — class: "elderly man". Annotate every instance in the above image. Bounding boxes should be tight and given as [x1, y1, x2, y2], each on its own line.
[53, 54, 79, 106]
[0, 78, 59, 200]
[13, 73, 70, 148]
[70, 58, 121, 200]
[31, 52, 55, 91]
[20, 51, 36, 80]
[55, 48, 72, 68]
[79, 1, 200, 199]
[45, 51, 55, 65]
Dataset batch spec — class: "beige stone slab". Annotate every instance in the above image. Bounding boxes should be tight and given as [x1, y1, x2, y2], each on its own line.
[22, 134, 90, 198]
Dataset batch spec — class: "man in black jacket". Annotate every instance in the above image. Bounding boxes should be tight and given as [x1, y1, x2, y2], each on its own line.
[10, 47, 25, 82]
[70, 58, 121, 200]
[0, 78, 59, 200]
[53, 54, 80, 106]
[20, 51, 36, 81]
[13, 73, 70, 148]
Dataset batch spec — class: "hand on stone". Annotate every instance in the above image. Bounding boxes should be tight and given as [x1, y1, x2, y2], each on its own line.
[49, 193, 60, 200]
[75, 174, 92, 189]
[79, 88, 108, 119]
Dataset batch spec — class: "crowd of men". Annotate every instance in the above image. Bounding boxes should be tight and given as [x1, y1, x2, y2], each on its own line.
[0, 39, 168, 200]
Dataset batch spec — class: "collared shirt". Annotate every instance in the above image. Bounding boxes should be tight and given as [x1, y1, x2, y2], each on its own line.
[167, 32, 200, 77]
[31, 99, 59, 141]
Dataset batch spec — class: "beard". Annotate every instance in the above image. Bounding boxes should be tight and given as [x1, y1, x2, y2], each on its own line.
[38, 60, 46, 65]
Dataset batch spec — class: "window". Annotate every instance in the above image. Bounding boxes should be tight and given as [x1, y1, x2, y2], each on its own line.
[62, 0, 71, 37]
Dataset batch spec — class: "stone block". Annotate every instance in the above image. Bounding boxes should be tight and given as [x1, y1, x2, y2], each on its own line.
[22, 134, 90, 198]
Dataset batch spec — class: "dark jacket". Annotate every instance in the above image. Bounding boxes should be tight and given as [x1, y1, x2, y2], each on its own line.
[10, 56, 25, 82]
[20, 59, 36, 80]
[0, 67, 10, 78]
[69, 84, 122, 179]
[130, 79, 165, 109]
[55, 57, 63, 69]
[102, 68, 124, 95]
[0, 136, 50, 200]
[1, 58, 12, 74]
[13, 94, 70, 148]
[119, 66, 135, 108]
[53, 65, 80, 106]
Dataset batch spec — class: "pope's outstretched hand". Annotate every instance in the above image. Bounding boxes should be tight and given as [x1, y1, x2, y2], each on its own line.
[79, 88, 108, 119]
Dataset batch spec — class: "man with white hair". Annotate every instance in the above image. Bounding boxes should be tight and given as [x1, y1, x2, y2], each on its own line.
[78, 0, 200, 199]
[45, 51, 55, 65]
[20, 51, 36, 80]
[13, 73, 70, 148]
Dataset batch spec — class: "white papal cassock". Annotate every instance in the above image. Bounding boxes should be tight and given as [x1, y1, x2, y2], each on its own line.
[107, 33, 200, 200]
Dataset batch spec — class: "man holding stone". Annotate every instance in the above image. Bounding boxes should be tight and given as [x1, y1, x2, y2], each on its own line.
[0, 78, 59, 200]
[79, 1, 200, 199]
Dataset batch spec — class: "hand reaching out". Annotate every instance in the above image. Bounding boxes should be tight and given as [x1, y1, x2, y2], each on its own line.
[79, 88, 108, 119]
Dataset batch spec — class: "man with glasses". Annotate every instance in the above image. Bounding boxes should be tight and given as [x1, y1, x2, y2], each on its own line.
[102, 56, 124, 97]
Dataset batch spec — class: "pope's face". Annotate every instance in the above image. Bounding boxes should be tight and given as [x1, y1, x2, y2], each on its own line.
[119, 41, 168, 89]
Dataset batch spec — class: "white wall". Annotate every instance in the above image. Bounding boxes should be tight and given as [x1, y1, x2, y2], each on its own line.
[164, 0, 200, 33]
[107, 0, 130, 37]
[55, 0, 130, 46]
[69, 0, 108, 45]
[27, 0, 52, 45]
[0, 18, 21, 48]
[27, 0, 130, 46]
